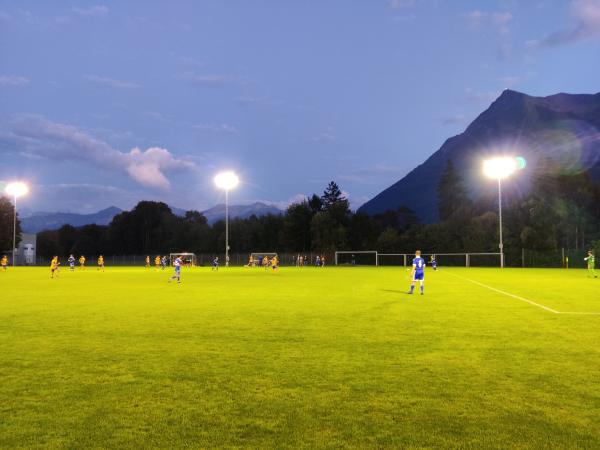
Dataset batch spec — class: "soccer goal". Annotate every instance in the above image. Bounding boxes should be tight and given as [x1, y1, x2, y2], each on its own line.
[249, 252, 278, 267]
[377, 252, 502, 267]
[169, 253, 197, 267]
[335, 251, 378, 266]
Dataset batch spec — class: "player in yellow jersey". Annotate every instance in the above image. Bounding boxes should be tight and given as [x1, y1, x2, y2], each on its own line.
[262, 256, 268, 270]
[98, 255, 105, 271]
[79, 255, 86, 269]
[50, 256, 60, 278]
[271, 255, 278, 272]
[155, 255, 161, 269]
[145, 255, 150, 268]
[1, 255, 8, 271]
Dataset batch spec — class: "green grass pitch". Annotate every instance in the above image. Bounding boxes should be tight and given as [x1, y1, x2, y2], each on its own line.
[1, 265, 599, 448]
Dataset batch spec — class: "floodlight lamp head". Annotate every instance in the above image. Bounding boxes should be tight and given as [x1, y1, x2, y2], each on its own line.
[214, 171, 239, 190]
[5, 181, 28, 198]
[483, 157, 517, 180]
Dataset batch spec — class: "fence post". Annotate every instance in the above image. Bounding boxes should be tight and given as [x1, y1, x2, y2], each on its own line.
[521, 248, 524, 268]
[466, 254, 470, 268]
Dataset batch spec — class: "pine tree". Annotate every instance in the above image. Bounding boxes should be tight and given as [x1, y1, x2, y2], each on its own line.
[321, 181, 346, 209]
[0, 196, 22, 252]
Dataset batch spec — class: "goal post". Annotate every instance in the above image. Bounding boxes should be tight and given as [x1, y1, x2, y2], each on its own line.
[335, 251, 378, 266]
[169, 253, 197, 267]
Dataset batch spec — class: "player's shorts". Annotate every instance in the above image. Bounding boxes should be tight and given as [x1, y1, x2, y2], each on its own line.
[413, 271, 424, 281]
[175, 266, 180, 273]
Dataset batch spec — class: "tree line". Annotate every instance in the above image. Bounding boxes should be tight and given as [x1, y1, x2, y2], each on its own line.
[2, 158, 599, 263]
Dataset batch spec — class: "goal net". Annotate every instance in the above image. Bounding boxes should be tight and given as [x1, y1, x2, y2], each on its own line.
[169, 253, 197, 267]
[335, 251, 378, 266]
[377, 252, 502, 267]
[249, 252, 278, 267]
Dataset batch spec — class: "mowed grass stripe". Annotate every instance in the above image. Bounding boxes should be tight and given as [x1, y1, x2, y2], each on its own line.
[442, 268, 600, 316]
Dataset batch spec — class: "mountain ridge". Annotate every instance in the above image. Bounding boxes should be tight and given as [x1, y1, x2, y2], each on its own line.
[358, 89, 600, 222]
[20, 202, 283, 233]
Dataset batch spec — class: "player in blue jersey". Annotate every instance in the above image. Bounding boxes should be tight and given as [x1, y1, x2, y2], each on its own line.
[68, 254, 75, 272]
[168, 256, 182, 283]
[212, 256, 219, 271]
[430, 255, 437, 271]
[408, 250, 425, 295]
[161, 256, 167, 270]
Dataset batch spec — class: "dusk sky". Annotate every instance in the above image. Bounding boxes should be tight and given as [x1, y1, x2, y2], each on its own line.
[1, 0, 599, 214]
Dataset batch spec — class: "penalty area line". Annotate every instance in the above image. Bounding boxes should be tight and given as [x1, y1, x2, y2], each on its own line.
[441, 271, 600, 316]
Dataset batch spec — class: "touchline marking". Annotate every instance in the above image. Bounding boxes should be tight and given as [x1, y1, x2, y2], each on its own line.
[442, 271, 600, 316]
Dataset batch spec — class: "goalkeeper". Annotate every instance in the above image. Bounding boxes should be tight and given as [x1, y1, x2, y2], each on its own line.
[584, 250, 597, 278]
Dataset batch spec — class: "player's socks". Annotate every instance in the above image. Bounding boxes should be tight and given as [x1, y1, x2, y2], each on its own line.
[409, 285, 414, 294]
[420, 285, 424, 294]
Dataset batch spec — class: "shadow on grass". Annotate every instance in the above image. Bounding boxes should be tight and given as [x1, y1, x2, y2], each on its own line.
[380, 289, 408, 295]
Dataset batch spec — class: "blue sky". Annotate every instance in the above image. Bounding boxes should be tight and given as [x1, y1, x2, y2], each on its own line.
[1, 0, 599, 213]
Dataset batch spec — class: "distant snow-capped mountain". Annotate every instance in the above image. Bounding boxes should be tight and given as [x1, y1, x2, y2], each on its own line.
[20, 202, 283, 232]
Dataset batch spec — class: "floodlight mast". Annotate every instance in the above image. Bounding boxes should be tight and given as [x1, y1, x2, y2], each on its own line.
[483, 157, 516, 268]
[5, 182, 29, 267]
[214, 171, 239, 267]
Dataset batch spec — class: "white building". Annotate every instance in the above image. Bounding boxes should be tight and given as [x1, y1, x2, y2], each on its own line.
[16, 233, 37, 265]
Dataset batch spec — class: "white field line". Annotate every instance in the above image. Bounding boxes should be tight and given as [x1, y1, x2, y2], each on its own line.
[443, 270, 600, 316]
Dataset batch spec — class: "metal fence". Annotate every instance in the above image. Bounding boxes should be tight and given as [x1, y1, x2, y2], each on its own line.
[26, 248, 595, 269]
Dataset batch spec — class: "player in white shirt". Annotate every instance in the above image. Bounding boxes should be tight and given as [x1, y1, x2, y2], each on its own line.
[169, 257, 182, 283]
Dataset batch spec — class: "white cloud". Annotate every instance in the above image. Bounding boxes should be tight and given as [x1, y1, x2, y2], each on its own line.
[2, 115, 195, 190]
[0, 75, 30, 87]
[72, 5, 109, 17]
[527, 0, 600, 48]
[178, 56, 205, 67]
[390, 0, 415, 8]
[236, 96, 271, 106]
[193, 123, 238, 134]
[144, 111, 169, 122]
[84, 75, 141, 89]
[312, 126, 335, 142]
[464, 9, 513, 34]
[54, 15, 71, 25]
[181, 72, 245, 86]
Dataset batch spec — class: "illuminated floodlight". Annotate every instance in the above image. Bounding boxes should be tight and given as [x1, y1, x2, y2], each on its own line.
[5, 181, 29, 198]
[483, 157, 517, 180]
[214, 171, 239, 191]
[214, 171, 239, 267]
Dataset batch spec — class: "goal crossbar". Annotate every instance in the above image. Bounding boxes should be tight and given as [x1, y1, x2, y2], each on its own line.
[335, 251, 378, 266]
[169, 252, 197, 266]
[377, 252, 502, 267]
